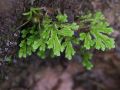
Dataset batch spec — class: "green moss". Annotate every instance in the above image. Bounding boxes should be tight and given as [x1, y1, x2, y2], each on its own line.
[19, 7, 115, 70]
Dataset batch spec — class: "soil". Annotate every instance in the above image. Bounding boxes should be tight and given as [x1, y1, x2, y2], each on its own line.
[0, 0, 120, 90]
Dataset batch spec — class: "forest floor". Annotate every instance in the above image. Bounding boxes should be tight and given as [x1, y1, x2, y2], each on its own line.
[0, 0, 120, 90]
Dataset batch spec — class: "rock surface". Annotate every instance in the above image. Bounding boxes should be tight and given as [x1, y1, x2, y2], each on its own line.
[0, 0, 25, 58]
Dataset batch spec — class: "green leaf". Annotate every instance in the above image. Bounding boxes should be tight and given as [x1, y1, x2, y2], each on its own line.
[27, 46, 32, 56]
[37, 49, 46, 59]
[80, 33, 86, 40]
[56, 14, 68, 22]
[58, 27, 74, 37]
[47, 30, 61, 56]
[23, 12, 31, 16]
[23, 7, 40, 20]
[21, 29, 29, 38]
[19, 40, 27, 58]
[32, 39, 41, 50]
[31, 7, 40, 12]
[65, 42, 75, 60]
[82, 52, 93, 70]
[70, 23, 79, 30]
[27, 36, 35, 45]
[80, 33, 94, 49]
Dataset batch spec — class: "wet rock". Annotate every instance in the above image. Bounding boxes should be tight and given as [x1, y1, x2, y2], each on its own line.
[0, 0, 25, 58]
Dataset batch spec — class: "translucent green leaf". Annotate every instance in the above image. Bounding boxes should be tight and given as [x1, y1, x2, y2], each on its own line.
[80, 33, 86, 40]
[65, 42, 75, 60]
[82, 53, 93, 70]
[37, 49, 46, 59]
[27, 36, 35, 45]
[58, 27, 74, 37]
[21, 29, 29, 38]
[23, 12, 31, 16]
[27, 46, 32, 55]
[19, 40, 27, 58]
[32, 39, 41, 50]
[56, 14, 68, 22]
[47, 30, 61, 56]
[70, 22, 79, 30]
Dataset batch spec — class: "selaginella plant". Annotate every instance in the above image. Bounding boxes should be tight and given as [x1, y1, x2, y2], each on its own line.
[19, 7, 115, 70]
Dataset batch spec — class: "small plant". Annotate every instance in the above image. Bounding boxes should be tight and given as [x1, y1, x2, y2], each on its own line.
[79, 12, 115, 51]
[19, 7, 115, 70]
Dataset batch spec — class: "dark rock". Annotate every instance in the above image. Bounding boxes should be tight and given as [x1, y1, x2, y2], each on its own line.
[0, 0, 25, 58]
